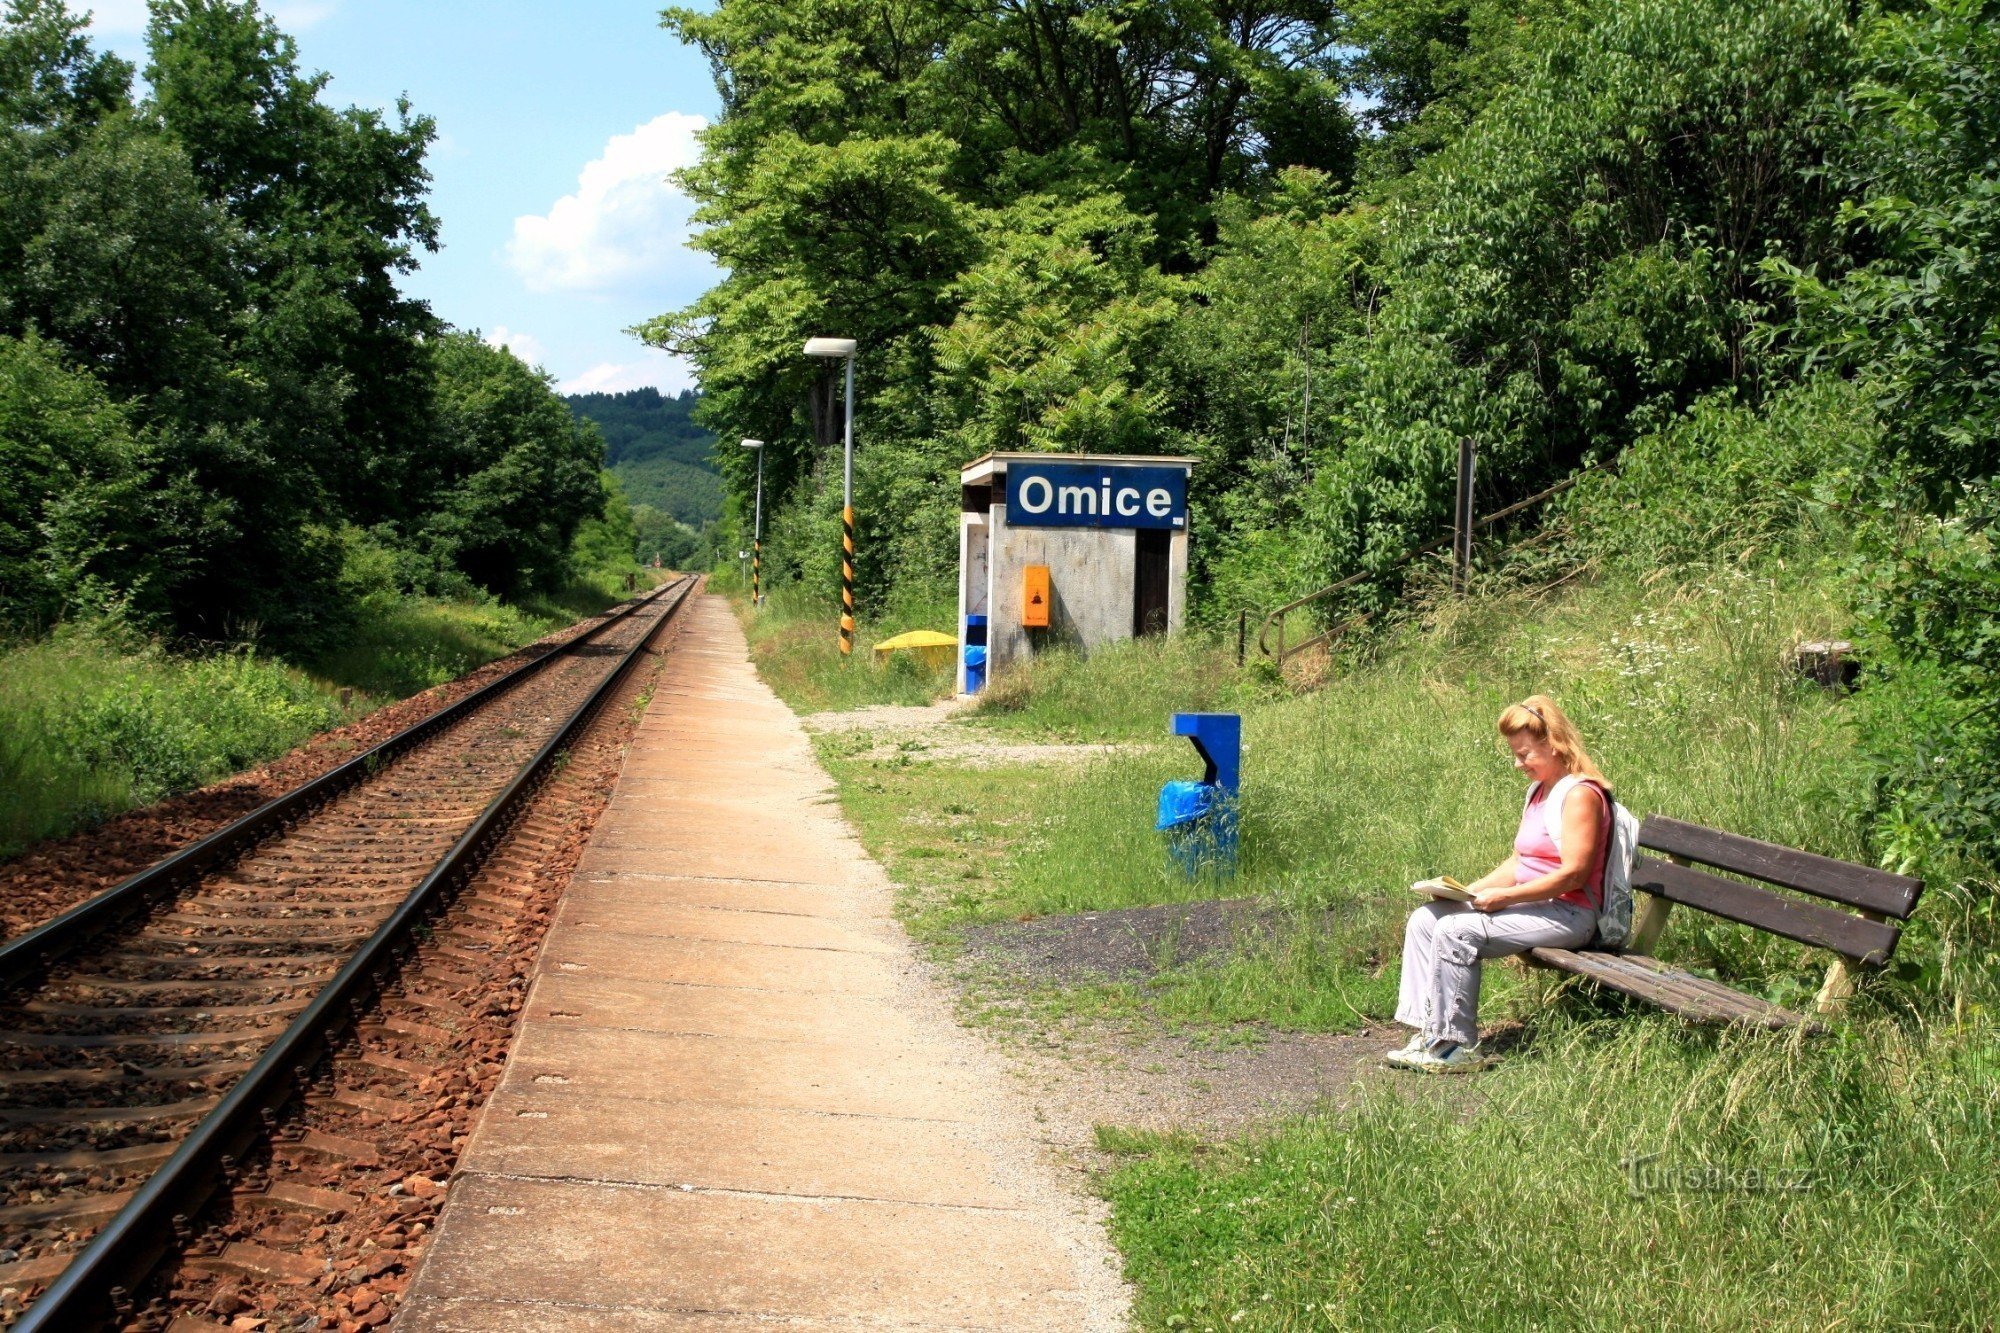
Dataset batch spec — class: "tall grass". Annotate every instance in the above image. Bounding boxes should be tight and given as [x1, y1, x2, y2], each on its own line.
[0, 627, 347, 856]
[0, 579, 634, 859]
[1103, 1017, 2000, 1329]
[305, 593, 575, 699]
[830, 560, 1879, 1019]
[972, 633, 1276, 740]
[739, 584, 957, 712]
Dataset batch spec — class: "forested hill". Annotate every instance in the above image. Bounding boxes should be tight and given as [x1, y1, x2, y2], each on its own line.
[565, 388, 722, 526]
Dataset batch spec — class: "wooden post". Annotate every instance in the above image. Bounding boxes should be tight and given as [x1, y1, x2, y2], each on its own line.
[1453, 437, 1476, 596]
[1815, 908, 1884, 1014]
[1624, 851, 1685, 956]
[1237, 609, 1248, 666]
[1815, 958, 1857, 1014]
[1625, 892, 1673, 956]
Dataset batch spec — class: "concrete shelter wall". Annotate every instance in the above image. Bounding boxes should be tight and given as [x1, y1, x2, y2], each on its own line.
[986, 513, 1138, 675]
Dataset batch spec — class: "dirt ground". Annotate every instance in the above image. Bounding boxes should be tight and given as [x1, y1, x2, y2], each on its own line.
[800, 699, 1144, 768]
[957, 902, 1424, 1154]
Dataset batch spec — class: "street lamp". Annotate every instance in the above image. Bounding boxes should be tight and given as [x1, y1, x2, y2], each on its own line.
[740, 438, 765, 606]
[803, 337, 858, 657]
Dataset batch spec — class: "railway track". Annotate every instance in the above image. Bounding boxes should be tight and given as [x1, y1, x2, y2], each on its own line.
[0, 576, 696, 1329]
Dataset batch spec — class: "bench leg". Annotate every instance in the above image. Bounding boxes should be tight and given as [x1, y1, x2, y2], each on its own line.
[1815, 957, 1856, 1014]
[1625, 891, 1673, 955]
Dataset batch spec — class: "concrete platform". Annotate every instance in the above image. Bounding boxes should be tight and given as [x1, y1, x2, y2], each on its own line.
[399, 595, 1127, 1331]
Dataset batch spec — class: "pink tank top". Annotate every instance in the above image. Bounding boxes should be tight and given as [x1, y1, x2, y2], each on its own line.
[1516, 782, 1606, 909]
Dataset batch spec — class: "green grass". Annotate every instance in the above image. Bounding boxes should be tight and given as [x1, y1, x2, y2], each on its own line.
[1101, 1018, 2000, 1330]
[0, 625, 350, 857]
[781, 555, 2000, 1326]
[820, 560, 1876, 1029]
[971, 633, 1278, 741]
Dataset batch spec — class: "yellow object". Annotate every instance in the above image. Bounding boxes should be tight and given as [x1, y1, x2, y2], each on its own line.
[1023, 565, 1051, 628]
[872, 629, 958, 670]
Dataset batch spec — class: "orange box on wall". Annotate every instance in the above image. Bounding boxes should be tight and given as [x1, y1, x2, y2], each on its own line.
[1023, 565, 1051, 628]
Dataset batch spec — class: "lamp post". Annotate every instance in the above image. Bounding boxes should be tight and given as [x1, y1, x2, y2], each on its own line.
[803, 337, 858, 657]
[739, 438, 765, 606]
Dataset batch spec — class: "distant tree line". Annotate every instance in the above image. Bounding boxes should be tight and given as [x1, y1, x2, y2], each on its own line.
[0, 0, 614, 652]
[656, 0, 2000, 866]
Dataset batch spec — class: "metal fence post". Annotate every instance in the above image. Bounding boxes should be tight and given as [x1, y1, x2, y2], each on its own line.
[1453, 437, 1477, 596]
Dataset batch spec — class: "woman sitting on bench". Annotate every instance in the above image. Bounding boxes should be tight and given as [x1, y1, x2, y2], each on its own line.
[1388, 695, 1610, 1073]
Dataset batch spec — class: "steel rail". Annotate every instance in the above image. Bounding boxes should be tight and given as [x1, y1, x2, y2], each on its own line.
[16, 573, 696, 1331]
[0, 581, 673, 993]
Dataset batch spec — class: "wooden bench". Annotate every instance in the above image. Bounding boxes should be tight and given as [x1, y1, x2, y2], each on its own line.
[1529, 816, 1924, 1029]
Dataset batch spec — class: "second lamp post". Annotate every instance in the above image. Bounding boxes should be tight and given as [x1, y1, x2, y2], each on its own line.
[803, 336, 858, 657]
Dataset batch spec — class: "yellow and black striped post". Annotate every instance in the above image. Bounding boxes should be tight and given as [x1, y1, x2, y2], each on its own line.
[751, 538, 760, 607]
[839, 505, 855, 656]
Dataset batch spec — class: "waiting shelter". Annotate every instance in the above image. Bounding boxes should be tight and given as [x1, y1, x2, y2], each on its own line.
[956, 452, 1196, 695]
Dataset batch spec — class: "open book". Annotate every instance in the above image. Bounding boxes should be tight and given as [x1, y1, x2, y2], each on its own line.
[1411, 874, 1475, 902]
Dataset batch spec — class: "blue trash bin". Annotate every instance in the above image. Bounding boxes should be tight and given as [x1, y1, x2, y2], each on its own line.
[964, 644, 987, 694]
[1157, 713, 1241, 878]
[1157, 780, 1235, 877]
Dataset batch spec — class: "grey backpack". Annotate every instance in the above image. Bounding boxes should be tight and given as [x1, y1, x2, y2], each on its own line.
[1538, 776, 1640, 949]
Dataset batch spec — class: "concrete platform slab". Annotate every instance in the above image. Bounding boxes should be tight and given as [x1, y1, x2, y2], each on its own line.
[498, 1024, 983, 1121]
[399, 1301, 984, 1332]
[577, 842, 866, 886]
[558, 890, 899, 954]
[536, 927, 900, 997]
[461, 1087, 1019, 1207]
[400, 594, 1127, 1332]
[521, 971, 925, 1046]
[406, 1175, 1086, 1329]
[569, 871, 859, 918]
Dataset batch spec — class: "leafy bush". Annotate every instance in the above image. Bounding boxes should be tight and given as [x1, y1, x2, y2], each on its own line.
[1850, 485, 2000, 877]
[1561, 375, 1875, 572]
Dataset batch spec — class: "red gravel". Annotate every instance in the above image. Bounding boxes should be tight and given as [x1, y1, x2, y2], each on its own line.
[0, 609, 623, 943]
[143, 603, 690, 1333]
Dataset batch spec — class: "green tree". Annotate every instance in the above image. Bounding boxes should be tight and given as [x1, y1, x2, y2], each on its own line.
[145, 0, 441, 530]
[1296, 0, 1853, 589]
[650, 0, 1364, 610]
[421, 334, 607, 598]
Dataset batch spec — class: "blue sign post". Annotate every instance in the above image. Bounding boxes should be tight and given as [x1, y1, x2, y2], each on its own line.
[1005, 462, 1187, 530]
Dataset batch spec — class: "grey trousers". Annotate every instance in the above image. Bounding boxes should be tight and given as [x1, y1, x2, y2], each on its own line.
[1394, 899, 1595, 1046]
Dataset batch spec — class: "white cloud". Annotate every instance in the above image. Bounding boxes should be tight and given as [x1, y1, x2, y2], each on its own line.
[508, 112, 709, 296]
[559, 349, 696, 397]
[483, 325, 547, 369]
[87, 0, 336, 35]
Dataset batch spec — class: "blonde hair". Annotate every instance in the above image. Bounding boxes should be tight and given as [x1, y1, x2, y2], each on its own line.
[1497, 694, 1606, 783]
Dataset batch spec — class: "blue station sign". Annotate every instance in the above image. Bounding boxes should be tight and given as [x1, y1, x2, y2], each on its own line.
[1004, 462, 1187, 530]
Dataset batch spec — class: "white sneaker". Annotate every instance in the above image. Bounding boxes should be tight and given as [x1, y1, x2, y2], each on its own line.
[1401, 1040, 1492, 1075]
[1382, 1032, 1429, 1068]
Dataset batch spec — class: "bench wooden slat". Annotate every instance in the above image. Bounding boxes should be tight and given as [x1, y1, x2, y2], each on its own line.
[1638, 816, 1922, 919]
[1632, 856, 1902, 965]
[1530, 948, 1812, 1030]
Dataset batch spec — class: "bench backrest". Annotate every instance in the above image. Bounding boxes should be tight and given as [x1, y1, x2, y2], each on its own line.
[1632, 816, 1924, 967]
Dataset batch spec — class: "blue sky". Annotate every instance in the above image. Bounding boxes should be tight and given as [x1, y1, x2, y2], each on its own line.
[86, 1, 721, 395]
